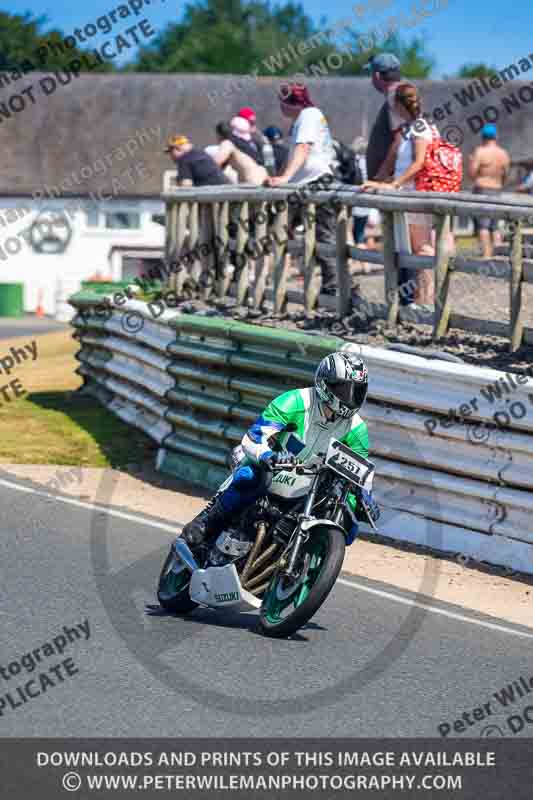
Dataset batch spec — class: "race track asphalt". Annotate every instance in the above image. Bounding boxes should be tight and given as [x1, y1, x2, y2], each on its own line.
[1, 474, 532, 739]
[0, 315, 68, 341]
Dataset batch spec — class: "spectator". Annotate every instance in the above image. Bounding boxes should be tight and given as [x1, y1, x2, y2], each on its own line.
[204, 123, 238, 184]
[331, 138, 363, 186]
[350, 136, 370, 245]
[469, 124, 510, 258]
[238, 107, 276, 176]
[212, 121, 268, 185]
[164, 135, 230, 187]
[349, 137, 380, 274]
[267, 82, 338, 295]
[229, 116, 264, 165]
[364, 53, 403, 181]
[263, 126, 289, 175]
[364, 52, 414, 302]
[164, 135, 229, 293]
[363, 82, 437, 307]
[364, 209, 380, 251]
[513, 163, 533, 193]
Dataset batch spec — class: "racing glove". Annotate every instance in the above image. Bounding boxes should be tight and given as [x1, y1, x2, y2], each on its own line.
[360, 489, 380, 524]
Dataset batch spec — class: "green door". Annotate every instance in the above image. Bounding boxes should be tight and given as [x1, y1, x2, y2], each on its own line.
[0, 283, 24, 317]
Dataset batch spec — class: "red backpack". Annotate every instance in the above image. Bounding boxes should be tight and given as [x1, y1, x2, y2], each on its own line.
[414, 126, 463, 193]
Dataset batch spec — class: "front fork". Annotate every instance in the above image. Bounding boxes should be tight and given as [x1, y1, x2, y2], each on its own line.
[280, 472, 320, 579]
[282, 528, 310, 579]
[281, 478, 352, 578]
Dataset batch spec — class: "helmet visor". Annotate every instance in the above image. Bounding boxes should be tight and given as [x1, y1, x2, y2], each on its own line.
[329, 380, 367, 410]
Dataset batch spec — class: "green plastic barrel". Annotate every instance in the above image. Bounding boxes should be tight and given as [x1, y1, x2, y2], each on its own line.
[0, 283, 24, 317]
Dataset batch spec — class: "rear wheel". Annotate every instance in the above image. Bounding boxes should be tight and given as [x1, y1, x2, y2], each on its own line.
[258, 526, 345, 638]
[157, 546, 198, 613]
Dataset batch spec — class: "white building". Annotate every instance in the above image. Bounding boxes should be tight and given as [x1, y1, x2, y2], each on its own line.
[0, 77, 175, 319]
[0, 194, 165, 319]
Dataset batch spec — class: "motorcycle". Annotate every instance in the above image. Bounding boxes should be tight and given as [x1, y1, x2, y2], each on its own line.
[157, 437, 378, 638]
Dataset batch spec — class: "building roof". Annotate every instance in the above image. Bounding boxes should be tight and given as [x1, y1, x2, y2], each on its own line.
[1, 72, 532, 196]
[0, 73, 184, 198]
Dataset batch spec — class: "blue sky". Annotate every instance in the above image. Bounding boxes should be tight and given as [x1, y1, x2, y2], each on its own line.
[4, 0, 530, 77]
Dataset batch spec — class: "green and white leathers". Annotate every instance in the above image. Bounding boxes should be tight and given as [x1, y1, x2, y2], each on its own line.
[241, 387, 369, 509]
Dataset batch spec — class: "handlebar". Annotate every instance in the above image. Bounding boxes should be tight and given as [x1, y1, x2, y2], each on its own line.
[269, 459, 364, 493]
[271, 462, 320, 475]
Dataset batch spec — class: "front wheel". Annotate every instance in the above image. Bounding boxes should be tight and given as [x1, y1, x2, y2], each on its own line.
[157, 545, 198, 613]
[258, 526, 345, 638]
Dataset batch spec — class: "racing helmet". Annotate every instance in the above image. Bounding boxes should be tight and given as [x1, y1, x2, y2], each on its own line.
[314, 352, 369, 419]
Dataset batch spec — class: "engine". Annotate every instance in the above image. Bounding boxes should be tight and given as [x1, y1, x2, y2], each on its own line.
[206, 496, 303, 568]
[208, 528, 254, 566]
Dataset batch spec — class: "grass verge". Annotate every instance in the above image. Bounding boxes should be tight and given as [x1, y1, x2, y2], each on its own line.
[0, 328, 154, 466]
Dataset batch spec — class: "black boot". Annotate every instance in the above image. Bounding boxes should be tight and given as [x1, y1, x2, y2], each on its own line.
[181, 494, 231, 548]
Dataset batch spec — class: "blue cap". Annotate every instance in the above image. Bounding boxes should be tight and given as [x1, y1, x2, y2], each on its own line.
[364, 53, 401, 73]
[481, 124, 497, 139]
[263, 126, 283, 142]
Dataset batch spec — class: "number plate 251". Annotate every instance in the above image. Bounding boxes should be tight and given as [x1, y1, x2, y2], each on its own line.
[325, 438, 375, 490]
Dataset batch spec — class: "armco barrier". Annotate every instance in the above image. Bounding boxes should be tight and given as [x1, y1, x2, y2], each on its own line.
[70, 290, 533, 575]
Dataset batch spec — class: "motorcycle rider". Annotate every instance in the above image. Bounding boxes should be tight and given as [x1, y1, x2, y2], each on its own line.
[181, 351, 379, 548]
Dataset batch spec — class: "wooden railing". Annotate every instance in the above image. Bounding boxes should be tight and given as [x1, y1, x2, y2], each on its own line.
[162, 184, 533, 352]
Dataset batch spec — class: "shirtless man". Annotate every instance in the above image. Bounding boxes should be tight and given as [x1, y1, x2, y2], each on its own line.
[213, 120, 268, 185]
[469, 124, 510, 257]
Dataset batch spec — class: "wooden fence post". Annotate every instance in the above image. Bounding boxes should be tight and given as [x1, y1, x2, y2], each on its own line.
[382, 211, 398, 326]
[206, 202, 219, 300]
[272, 203, 290, 314]
[303, 202, 319, 313]
[188, 201, 201, 285]
[197, 203, 207, 298]
[175, 202, 189, 295]
[165, 201, 178, 291]
[433, 214, 452, 339]
[216, 201, 230, 298]
[336, 204, 351, 317]
[235, 202, 250, 305]
[510, 219, 524, 352]
[196, 202, 216, 301]
[253, 201, 270, 309]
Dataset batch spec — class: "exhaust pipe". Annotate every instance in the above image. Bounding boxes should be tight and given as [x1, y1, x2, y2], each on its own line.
[173, 537, 200, 572]
[241, 522, 267, 583]
[243, 561, 278, 591]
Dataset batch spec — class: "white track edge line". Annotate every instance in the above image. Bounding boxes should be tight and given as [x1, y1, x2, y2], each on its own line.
[2, 476, 531, 638]
[337, 577, 533, 639]
[0, 477, 182, 534]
